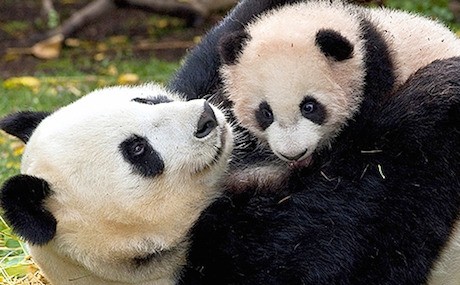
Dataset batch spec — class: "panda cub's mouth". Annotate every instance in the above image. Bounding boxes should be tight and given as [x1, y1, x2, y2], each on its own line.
[288, 154, 314, 169]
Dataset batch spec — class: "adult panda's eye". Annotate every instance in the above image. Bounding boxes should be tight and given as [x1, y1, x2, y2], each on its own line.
[120, 135, 165, 177]
[132, 142, 145, 156]
[255, 101, 274, 130]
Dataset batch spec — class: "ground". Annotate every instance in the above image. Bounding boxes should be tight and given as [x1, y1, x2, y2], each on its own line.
[0, 0, 221, 79]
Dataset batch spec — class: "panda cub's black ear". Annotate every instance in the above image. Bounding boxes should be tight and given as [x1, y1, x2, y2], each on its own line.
[218, 29, 251, 65]
[315, 29, 354, 61]
[0, 175, 57, 245]
[0, 111, 50, 143]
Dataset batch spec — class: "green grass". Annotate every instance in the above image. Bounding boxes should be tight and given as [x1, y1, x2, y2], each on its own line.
[0, 54, 179, 283]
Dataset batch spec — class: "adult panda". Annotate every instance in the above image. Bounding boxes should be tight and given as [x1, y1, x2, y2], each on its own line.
[0, 84, 233, 285]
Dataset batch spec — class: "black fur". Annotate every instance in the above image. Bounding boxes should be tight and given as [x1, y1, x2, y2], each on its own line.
[167, 0, 305, 100]
[0, 175, 57, 245]
[181, 57, 460, 285]
[132, 96, 173, 105]
[119, 135, 165, 177]
[315, 29, 354, 61]
[359, 18, 396, 111]
[0, 111, 50, 143]
[255, 101, 274, 130]
[219, 30, 251, 65]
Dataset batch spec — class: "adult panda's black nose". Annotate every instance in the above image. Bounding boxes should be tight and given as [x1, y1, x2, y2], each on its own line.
[195, 101, 217, 138]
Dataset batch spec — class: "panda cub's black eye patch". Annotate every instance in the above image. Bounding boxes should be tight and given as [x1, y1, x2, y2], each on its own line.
[120, 135, 164, 177]
[255, 101, 274, 130]
[300, 96, 327, 125]
[132, 95, 173, 105]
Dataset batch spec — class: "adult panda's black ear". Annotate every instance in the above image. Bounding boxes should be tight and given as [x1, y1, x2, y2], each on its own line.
[218, 29, 250, 65]
[0, 111, 50, 143]
[0, 175, 57, 245]
[315, 29, 354, 61]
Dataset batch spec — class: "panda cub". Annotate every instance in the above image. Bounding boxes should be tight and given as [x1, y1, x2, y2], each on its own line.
[0, 84, 233, 285]
[219, 0, 460, 166]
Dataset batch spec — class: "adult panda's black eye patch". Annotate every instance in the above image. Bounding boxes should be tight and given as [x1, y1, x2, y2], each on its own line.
[120, 135, 164, 177]
[132, 95, 173, 105]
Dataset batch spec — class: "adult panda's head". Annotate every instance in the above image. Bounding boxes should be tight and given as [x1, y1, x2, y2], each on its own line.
[0, 84, 233, 285]
[219, 1, 366, 167]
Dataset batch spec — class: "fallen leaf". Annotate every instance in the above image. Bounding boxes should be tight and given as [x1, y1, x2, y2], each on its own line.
[3, 76, 41, 93]
[109, 35, 128, 45]
[31, 34, 64, 59]
[107, 65, 118, 76]
[64, 38, 81, 47]
[117, 73, 139, 85]
[5, 34, 63, 60]
[94, 52, 105, 61]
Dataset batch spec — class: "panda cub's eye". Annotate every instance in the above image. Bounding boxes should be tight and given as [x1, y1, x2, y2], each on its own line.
[262, 108, 272, 120]
[255, 101, 274, 130]
[300, 96, 327, 125]
[302, 101, 316, 114]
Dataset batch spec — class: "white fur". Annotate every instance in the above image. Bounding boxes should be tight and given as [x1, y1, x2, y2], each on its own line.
[221, 0, 460, 162]
[429, 221, 460, 285]
[222, 1, 366, 161]
[21, 84, 233, 284]
[367, 7, 460, 87]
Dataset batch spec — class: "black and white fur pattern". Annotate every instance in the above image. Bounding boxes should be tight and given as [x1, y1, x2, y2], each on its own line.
[181, 56, 460, 285]
[219, 0, 460, 166]
[166, 0, 460, 283]
[169, 0, 310, 190]
[0, 84, 233, 285]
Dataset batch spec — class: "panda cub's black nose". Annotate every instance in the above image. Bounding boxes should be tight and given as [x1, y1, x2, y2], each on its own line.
[195, 101, 217, 138]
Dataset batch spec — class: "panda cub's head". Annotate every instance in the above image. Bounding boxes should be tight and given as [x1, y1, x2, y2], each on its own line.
[219, 1, 365, 166]
[0, 84, 233, 285]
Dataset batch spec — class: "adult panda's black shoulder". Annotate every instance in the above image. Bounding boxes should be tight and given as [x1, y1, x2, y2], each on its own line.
[181, 57, 460, 284]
